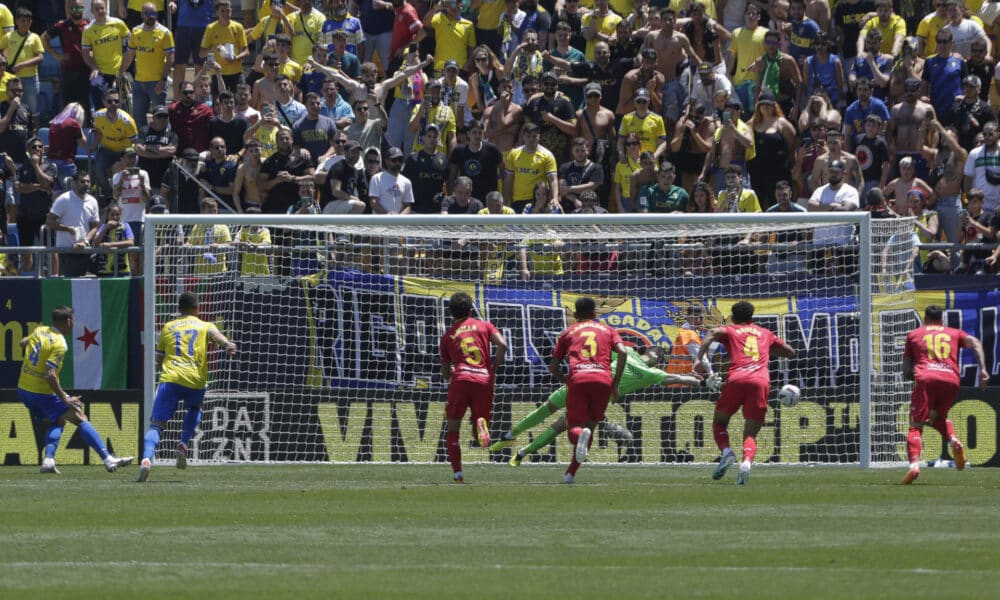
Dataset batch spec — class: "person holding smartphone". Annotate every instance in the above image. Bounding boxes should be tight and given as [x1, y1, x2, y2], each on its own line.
[111, 147, 151, 275]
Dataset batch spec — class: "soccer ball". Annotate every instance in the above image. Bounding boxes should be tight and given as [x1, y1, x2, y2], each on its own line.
[778, 384, 801, 407]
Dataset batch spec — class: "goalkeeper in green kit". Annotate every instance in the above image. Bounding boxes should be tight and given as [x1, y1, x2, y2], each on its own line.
[490, 346, 721, 464]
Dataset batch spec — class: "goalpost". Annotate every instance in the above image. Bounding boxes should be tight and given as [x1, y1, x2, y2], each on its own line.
[144, 212, 918, 467]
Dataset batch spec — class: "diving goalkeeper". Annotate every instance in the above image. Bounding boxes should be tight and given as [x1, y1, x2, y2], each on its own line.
[490, 346, 720, 465]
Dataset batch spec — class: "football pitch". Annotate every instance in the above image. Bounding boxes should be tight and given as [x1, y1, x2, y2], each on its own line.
[2, 464, 998, 599]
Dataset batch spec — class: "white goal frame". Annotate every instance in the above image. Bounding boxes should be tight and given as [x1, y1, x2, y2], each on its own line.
[144, 212, 903, 467]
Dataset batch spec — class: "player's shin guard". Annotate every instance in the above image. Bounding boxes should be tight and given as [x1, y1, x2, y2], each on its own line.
[511, 403, 554, 437]
[712, 422, 730, 453]
[44, 424, 64, 459]
[446, 431, 462, 473]
[181, 408, 202, 447]
[742, 436, 757, 464]
[143, 425, 163, 462]
[520, 425, 560, 458]
[77, 421, 110, 460]
[906, 427, 923, 464]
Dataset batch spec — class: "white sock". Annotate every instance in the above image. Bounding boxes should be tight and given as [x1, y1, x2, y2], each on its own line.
[909, 462, 920, 470]
[741, 460, 751, 470]
[454, 471, 463, 480]
[950, 436, 960, 447]
[42, 457, 55, 467]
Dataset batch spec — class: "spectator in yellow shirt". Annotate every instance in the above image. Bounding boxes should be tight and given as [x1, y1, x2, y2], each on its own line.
[122, 4, 175, 130]
[199, 0, 249, 97]
[420, 0, 476, 73]
[0, 9, 45, 117]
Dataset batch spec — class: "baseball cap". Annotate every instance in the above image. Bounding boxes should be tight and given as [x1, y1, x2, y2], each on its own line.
[698, 63, 713, 75]
[757, 90, 777, 105]
[153, 105, 169, 117]
[123, 146, 137, 156]
[424, 122, 440, 133]
[829, 159, 846, 171]
[541, 70, 559, 82]
[584, 82, 602, 97]
[963, 75, 982, 87]
[641, 47, 657, 60]
[343, 140, 361, 152]
[724, 98, 743, 110]
[904, 77, 921, 90]
[444, 60, 460, 71]
[386, 146, 404, 160]
[635, 88, 651, 101]
[425, 78, 442, 89]
[147, 195, 167, 213]
[181, 148, 200, 160]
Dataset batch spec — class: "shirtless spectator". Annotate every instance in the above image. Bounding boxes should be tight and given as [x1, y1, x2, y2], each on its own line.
[676, 2, 730, 69]
[617, 48, 665, 117]
[233, 140, 265, 212]
[798, 92, 842, 133]
[483, 78, 523, 152]
[884, 156, 934, 213]
[810, 130, 864, 191]
[928, 120, 969, 271]
[251, 54, 282, 110]
[888, 77, 936, 180]
[644, 7, 700, 128]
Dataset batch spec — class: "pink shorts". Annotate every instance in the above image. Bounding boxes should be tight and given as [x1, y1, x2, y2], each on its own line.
[717, 379, 771, 422]
[446, 379, 493, 422]
[565, 380, 613, 426]
[910, 379, 959, 424]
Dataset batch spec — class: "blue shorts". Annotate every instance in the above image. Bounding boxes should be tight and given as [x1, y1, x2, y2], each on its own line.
[18, 389, 70, 423]
[174, 27, 207, 66]
[151, 382, 207, 423]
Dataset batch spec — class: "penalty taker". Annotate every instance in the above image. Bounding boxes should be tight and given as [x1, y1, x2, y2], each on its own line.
[490, 346, 721, 464]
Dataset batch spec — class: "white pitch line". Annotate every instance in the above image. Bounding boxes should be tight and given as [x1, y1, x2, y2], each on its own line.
[1, 562, 993, 576]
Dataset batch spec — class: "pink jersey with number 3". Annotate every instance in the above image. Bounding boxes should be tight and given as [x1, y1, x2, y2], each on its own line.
[718, 324, 781, 385]
[553, 320, 623, 385]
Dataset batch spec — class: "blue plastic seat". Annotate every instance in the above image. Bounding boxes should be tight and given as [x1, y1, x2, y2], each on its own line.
[75, 128, 94, 163]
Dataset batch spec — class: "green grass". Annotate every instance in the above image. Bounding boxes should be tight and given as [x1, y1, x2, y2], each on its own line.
[1, 464, 998, 599]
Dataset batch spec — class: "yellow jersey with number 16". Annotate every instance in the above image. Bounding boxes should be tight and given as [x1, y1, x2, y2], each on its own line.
[18, 326, 68, 395]
[157, 315, 220, 390]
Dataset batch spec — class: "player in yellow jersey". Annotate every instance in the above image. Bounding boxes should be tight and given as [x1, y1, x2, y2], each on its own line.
[137, 292, 237, 482]
[18, 307, 134, 474]
[122, 4, 175, 130]
[82, 0, 131, 112]
[0, 4, 13, 34]
[503, 123, 559, 213]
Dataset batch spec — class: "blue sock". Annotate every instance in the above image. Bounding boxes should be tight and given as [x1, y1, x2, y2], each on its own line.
[77, 421, 109, 460]
[181, 408, 202, 446]
[44, 424, 64, 459]
[143, 426, 162, 462]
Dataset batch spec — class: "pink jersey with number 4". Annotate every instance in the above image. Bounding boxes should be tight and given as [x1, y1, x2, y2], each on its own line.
[717, 323, 782, 385]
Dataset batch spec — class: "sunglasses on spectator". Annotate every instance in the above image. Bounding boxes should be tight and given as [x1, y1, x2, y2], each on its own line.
[211, 144, 226, 149]
[143, 10, 157, 17]
[936, 38, 952, 43]
[107, 99, 120, 104]
[30, 144, 43, 150]
[182, 90, 195, 95]
[626, 141, 640, 146]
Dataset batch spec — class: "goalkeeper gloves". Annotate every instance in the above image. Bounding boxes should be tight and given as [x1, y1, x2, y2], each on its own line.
[704, 373, 723, 392]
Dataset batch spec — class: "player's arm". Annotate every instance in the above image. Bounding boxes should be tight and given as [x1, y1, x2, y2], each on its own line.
[961, 335, 991, 389]
[548, 354, 568, 385]
[901, 354, 914, 381]
[610, 341, 628, 402]
[208, 327, 237, 356]
[440, 357, 453, 381]
[695, 327, 724, 374]
[772, 339, 796, 359]
[490, 330, 508, 374]
[19, 336, 28, 350]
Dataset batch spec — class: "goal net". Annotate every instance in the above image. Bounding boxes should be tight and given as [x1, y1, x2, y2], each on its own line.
[144, 213, 917, 467]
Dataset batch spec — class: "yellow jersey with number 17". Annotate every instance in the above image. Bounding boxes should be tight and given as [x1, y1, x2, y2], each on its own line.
[157, 315, 220, 390]
[18, 326, 68, 395]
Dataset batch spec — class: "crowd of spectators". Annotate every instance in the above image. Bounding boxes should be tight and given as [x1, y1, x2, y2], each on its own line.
[2, 0, 1000, 277]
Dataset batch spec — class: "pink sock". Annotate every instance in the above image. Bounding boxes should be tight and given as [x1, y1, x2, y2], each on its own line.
[566, 427, 582, 476]
[712, 422, 730, 453]
[446, 431, 461, 473]
[906, 427, 923, 464]
[931, 417, 956, 442]
[743, 436, 757, 463]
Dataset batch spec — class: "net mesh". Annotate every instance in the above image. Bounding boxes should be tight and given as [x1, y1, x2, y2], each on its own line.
[147, 214, 916, 465]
